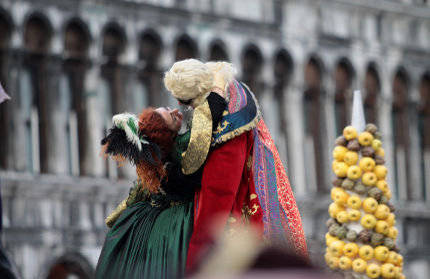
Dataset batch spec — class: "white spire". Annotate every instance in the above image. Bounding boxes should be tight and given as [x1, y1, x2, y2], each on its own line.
[351, 90, 366, 133]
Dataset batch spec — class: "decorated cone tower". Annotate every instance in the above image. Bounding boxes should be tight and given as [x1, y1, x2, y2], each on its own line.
[325, 91, 405, 279]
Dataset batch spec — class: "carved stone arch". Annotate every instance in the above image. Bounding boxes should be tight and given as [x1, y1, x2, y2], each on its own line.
[45, 252, 94, 279]
[174, 33, 198, 61]
[139, 28, 162, 66]
[333, 57, 355, 134]
[273, 48, 294, 88]
[64, 17, 91, 59]
[303, 54, 327, 192]
[364, 62, 381, 124]
[102, 21, 127, 62]
[208, 39, 229, 61]
[392, 66, 410, 111]
[241, 43, 263, 94]
[23, 12, 53, 54]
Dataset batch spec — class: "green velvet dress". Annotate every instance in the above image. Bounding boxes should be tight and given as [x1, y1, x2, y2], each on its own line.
[95, 132, 193, 279]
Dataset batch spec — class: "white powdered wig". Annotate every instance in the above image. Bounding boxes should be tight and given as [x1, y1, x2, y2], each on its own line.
[112, 113, 142, 150]
[164, 59, 214, 107]
[205, 61, 237, 89]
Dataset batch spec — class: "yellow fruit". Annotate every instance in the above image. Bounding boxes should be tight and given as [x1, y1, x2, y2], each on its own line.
[352, 258, 367, 273]
[374, 165, 388, 179]
[329, 241, 345, 257]
[331, 187, 343, 200]
[359, 245, 374, 261]
[359, 157, 376, 172]
[339, 256, 352, 270]
[336, 210, 349, 223]
[334, 162, 348, 178]
[348, 209, 361, 221]
[397, 254, 403, 266]
[332, 188, 349, 205]
[366, 263, 381, 278]
[359, 131, 374, 146]
[332, 160, 339, 172]
[327, 256, 339, 269]
[376, 147, 385, 157]
[398, 274, 406, 279]
[381, 263, 396, 278]
[385, 189, 392, 200]
[343, 243, 359, 258]
[361, 214, 377, 229]
[376, 180, 389, 193]
[372, 139, 382, 151]
[362, 197, 378, 213]
[386, 251, 398, 265]
[374, 204, 390, 220]
[387, 227, 398, 239]
[324, 252, 331, 264]
[347, 165, 362, 180]
[362, 172, 377, 186]
[393, 266, 400, 278]
[347, 195, 362, 210]
[374, 246, 389, 262]
[344, 151, 359, 165]
[326, 235, 338, 246]
[343, 126, 358, 140]
[333, 146, 349, 161]
[386, 213, 396, 226]
[328, 202, 345, 218]
[375, 220, 389, 235]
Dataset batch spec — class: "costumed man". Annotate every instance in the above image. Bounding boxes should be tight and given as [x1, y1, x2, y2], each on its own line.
[163, 59, 309, 272]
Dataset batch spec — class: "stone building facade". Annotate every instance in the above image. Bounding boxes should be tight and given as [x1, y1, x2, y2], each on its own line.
[0, 0, 429, 278]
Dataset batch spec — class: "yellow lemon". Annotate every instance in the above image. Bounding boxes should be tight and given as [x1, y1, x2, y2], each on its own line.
[376, 147, 385, 157]
[336, 210, 349, 223]
[361, 214, 377, 229]
[362, 172, 377, 186]
[362, 197, 378, 213]
[352, 258, 367, 273]
[333, 188, 349, 205]
[386, 213, 396, 227]
[334, 162, 349, 178]
[387, 227, 398, 239]
[343, 242, 359, 258]
[344, 151, 359, 165]
[347, 195, 362, 210]
[328, 202, 345, 219]
[381, 263, 396, 278]
[374, 165, 388, 180]
[372, 139, 382, 151]
[359, 245, 374, 261]
[359, 131, 374, 146]
[343, 126, 358, 140]
[366, 263, 381, 278]
[376, 180, 389, 193]
[374, 246, 389, 262]
[339, 256, 352, 270]
[329, 240, 345, 257]
[347, 209, 361, 222]
[359, 157, 376, 172]
[375, 220, 389, 235]
[374, 204, 390, 220]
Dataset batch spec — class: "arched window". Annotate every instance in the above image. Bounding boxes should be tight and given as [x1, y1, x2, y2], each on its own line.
[175, 34, 198, 61]
[391, 67, 411, 200]
[418, 71, 430, 200]
[209, 40, 229, 61]
[22, 13, 53, 173]
[46, 253, 94, 279]
[138, 30, 162, 107]
[364, 63, 381, 125]
[303, 56, 327, 192]
[241, 44, 263, 96]
[334, 58, 354, 135]
[273, 49, 293, 168]
[101, 22, 127, 178]
[62, 19, 90, 175]
[0, 11, 13, 169]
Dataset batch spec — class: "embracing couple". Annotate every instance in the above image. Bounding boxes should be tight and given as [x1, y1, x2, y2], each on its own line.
[95, 59, 308, 279]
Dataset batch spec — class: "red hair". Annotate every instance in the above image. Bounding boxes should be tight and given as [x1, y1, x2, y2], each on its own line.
[136, 108, 177, 193]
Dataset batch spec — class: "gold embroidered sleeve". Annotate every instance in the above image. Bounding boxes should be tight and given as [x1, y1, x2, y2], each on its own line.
[181, 99, 213, 175]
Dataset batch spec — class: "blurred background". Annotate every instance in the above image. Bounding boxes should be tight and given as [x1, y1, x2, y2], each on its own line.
[0, 0, 429, 278]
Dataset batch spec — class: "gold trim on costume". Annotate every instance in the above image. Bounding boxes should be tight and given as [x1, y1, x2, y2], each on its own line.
[105, 198, 128, 228]
[181, 99, 213, 175]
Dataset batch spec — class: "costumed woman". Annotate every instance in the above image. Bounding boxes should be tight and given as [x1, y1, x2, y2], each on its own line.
[95, 101, 226, 277]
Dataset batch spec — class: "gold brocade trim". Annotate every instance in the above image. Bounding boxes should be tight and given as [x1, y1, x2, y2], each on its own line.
[181, 99, 213, 175]
[105, 198, 127, 228]
[212, 83, 261, 146]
